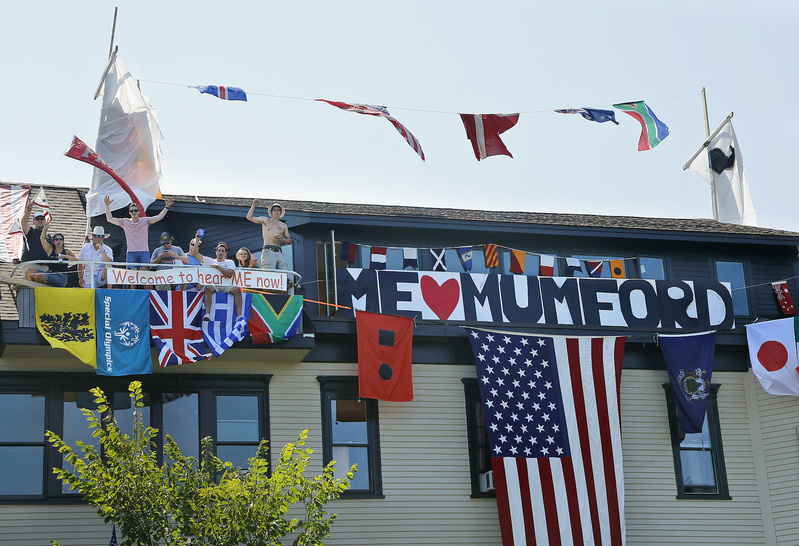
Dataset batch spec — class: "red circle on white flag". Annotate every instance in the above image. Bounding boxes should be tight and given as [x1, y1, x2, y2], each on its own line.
[758, 341, 789, 372]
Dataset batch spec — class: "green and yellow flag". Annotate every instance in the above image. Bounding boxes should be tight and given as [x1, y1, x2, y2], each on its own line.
[35, 287, 97, 367]
[249, 294, 303, 344]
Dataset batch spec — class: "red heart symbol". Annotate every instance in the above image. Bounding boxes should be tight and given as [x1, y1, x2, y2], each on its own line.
[421, 276, 460, 320]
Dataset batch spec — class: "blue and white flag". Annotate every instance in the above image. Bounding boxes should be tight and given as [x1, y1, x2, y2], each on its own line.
[555, 107, 619, 125]
[402, 248, 418, 270]
[95, 289, 152, 376]
[202, 292, 252, 357]
[659, 331, 716, 433]
[565, 257, 582, 276]
[458, 247, 473, 271]
[194, 85, 247, 101]
[430, 248, 447, 271]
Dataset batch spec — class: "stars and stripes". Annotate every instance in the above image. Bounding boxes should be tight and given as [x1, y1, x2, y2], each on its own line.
[466, 328, 626, 546]
[149, 290, 211, 367]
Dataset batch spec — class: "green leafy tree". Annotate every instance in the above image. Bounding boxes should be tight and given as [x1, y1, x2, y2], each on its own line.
[46, 381, 353, 546]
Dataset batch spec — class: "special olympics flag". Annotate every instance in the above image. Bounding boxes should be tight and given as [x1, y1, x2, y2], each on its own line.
[95, 289, 152, 376]
[466, 328, 626, 546]
[150, 290, 211, 366]
[746, 317, 799, 396]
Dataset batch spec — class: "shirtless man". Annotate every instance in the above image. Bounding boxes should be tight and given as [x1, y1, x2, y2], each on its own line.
[246, 200, 291, 270]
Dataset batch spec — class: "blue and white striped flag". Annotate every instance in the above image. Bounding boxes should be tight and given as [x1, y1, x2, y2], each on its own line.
[202, 292, 251, 357]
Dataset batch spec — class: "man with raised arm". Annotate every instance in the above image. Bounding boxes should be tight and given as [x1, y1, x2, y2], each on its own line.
[246, 200, 291, 270]
[187, 231, 243, 320]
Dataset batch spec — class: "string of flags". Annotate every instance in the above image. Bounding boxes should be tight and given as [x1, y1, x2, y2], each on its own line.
[184, 81, 669, 160]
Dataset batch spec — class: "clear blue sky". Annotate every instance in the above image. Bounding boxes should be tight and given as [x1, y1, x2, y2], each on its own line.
[2, 2, 797, 230]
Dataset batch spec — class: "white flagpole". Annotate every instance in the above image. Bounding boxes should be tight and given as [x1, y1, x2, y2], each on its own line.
[682, 111, 734, 171]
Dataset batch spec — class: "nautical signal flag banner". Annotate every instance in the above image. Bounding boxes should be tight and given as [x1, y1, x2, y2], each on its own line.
[460, 113, 520, 160]
[539, 254, 555, 277]
[36, 287, 97, 367]
[466, 328, 626, 546]
[613, 101, 670, 151]
[659, 331, 716, 434]
[773, 281, 796, 315]
[249, 294, 303, 344]
[610, 259, 626, 279]
[484, 244, 499, 268]
[746, 317, 799, 396]
[194, 85, 247, 101]
[95, 289, 152, 376]
[356, 311, 414, 402]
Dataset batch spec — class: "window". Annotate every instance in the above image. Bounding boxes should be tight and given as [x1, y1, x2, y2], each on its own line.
[663, 383, 730, 499]
[462, 379, 494, 497]
[638, 257, 666, 280]
[317, 376, 382, 497]
[715, 261, 749, 316]
[0, 373, 270, 502]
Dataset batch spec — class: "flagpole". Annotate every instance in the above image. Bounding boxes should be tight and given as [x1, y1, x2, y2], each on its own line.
[108, 7, 118, 59]
[682, 112, 734, 171]
[701, 87, 710, 138]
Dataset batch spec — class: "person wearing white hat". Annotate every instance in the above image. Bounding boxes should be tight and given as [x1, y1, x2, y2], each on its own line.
[246, 199, 291, 270]
[78, 226, 114, 288]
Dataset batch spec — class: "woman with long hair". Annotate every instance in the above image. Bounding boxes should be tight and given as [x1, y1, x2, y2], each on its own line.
[25, 217, 76, 287]
[234, 247, 258, 269]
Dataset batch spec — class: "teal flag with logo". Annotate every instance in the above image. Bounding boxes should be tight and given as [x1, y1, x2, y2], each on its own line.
[95, 289, 152, 376]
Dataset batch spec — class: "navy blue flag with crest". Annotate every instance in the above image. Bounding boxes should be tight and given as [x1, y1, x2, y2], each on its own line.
[659, 331, 716, 433]
[555, 107, 619, 125]
[95, 289, 152, 376]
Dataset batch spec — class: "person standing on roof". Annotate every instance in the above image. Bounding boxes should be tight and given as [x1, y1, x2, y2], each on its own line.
[104, 195, 174, 270]
[19, 197, 52, 264]
[246, 199, 291, 270]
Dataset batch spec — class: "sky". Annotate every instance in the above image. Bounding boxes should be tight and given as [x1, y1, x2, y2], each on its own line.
[2, 2, 798, 231]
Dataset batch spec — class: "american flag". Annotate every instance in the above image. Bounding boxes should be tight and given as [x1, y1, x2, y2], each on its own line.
[109, 525, 117, 546]
[466, 328, 626, 546]
[150, 290, 210, 367]
[317, 99, 425, 161]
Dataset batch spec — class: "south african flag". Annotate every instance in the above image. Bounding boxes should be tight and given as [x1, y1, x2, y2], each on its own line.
[249, 294, 303, 344]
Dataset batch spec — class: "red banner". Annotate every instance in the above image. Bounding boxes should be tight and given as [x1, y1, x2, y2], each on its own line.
[356, 311, 414, 402]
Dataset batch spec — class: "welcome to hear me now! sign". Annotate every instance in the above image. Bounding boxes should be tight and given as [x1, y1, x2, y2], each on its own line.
[108, 267, 287, 291]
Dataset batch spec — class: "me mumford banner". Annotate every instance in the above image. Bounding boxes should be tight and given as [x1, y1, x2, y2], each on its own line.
[336, 269, 735, 331]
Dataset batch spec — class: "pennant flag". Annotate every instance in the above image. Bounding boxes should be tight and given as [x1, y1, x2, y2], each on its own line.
[565, 257, 582, 277]
[84, 54, 164, 217]
[65, 136, 145, 215]
[459, 113, 520, 160]
[193, 85, 247, 101]
[555, 107, 619, 125]
[250, 294, 304, 344]
[610, 259, 626, 279]
[613, 101, 670, 151]
[95, 289, 151, 376]
[402, 247, 418, 270]
[539, 254, 555, 276]
[31, 187, 52, 223]
[510, 250, 526, 274]
[773, 281, 796, 315]
[484, 244, 499, 268]
[370, 246, 387, 270]
[202, 292, 252, 357]
[660, 331, 716, 434]
[586, 259, 604, 278]
[150, 290, 211, 367]
[459, 246, 473, 271]
[340, 242, 359, 263]
[685, 118, 757, 226]
[466, 328, 626, 546]
[317, 100, 425, 160]
[0, 185, 29, 263]
[36, 287, 97, 367]
[746, 317, 799, 396]
[430, 248, 447, 271]
[356, 311, 414, 401]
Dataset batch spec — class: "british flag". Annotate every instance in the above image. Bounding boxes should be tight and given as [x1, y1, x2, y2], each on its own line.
[150, 290, 210, 367]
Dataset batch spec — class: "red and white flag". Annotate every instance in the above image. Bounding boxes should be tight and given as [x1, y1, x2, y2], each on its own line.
[466, 329, 626, 545]
[772, 281, 796, 315]
[539, 254, 555, 276]
[32, 187, 52, 223]
[370, 246, 387, 270]
[317, 99, 425, 161]
[460, 113, 520, 160]
[0, 185, 30, 263]
[746, 317, 799, 396]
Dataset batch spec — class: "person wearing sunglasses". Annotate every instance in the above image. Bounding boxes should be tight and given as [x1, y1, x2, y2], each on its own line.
[103, 195, 174, 274]
[24, 217, 76, 287]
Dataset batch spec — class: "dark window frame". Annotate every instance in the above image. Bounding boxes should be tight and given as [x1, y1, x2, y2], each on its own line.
[462, 378, 495, 498]
[713, 259, 752, 318]
[663, 383, 730, 500]
[317, 376, 383, 498]
[0, 372, 271, 503]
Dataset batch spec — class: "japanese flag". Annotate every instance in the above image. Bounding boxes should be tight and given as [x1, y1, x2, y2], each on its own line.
[746, 317, 799, 396]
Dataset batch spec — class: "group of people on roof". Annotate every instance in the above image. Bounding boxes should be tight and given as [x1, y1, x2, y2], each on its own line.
[22, 196, 291, 314]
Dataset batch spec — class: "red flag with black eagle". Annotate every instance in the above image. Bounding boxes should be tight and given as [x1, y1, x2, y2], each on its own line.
[356, 311, 414, 401]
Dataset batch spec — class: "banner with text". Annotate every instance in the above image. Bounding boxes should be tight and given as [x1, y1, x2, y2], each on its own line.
[336, 268, 735, 330]
[109, 267, 286, 291]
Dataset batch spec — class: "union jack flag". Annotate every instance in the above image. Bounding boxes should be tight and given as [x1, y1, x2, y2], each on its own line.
[317, 99, 425, 161]
[150, 290, 210, 367]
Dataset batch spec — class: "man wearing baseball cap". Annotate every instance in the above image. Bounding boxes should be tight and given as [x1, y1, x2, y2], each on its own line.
[19, 197, 52, 263]
[151, 231, 189, 290]
[246, 199, 291, 270]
